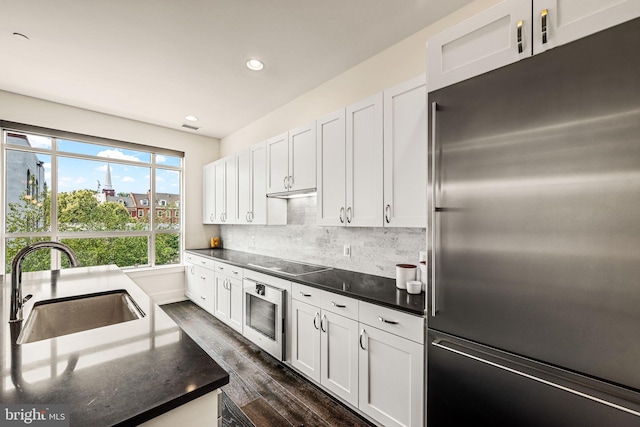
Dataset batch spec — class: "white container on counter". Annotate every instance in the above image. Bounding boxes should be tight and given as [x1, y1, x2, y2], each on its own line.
[395, 264, 417, 289]
[406, 280, 422, 294]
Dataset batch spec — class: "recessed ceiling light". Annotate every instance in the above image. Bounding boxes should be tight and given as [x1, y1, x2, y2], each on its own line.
[184, 115, 198, 122]
[246, 59, 264, 71]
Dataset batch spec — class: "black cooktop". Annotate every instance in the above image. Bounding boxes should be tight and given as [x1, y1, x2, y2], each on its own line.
[248, 260, 332, 277]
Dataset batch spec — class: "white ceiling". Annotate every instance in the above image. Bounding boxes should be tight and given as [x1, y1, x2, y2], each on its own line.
[0, 0, 472, 139]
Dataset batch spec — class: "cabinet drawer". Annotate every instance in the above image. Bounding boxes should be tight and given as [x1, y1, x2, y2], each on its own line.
[291, 282, 324, 305]
[321, 292, 358, 320]
[185, 253, 216, 271]
[215, 261, 243, 278]
[359, 301, 424, 344]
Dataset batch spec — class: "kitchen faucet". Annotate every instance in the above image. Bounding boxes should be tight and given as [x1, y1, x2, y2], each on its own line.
[9, 241, 79, 322]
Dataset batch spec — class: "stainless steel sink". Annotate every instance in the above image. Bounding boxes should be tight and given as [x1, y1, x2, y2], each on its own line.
[17, 290, 145, 344]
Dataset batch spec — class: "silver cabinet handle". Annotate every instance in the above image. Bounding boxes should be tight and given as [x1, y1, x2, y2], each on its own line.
[232, 270, 239, 275]
[541, 9, 548, 44]
[378, 316, 399, 325]
[218, 266, 224, 271]
[246, 211, 250, 222]
[313, 312, 320, 330]
[431, 101, 439, 317]
[320, 314, 327, 332]
[201, 261, 207, 265]
[200, 276, 206, 280]
[249, 211, 254, 222]
[284, 176, 289, 190]
[300, 292, 311, 297]
[517, 19, 525, 54]
[226, 278, 231, 290]
[288, 175, 293, 189]
[331, 301, 346, 308]
[210, 213, 214, 222]
[200, 296, 206, 300]
[339, 207, 345, 224]
[432, 340, 640, 419]
[359, 329, 366, 350]
[189, 266, 195, 274]
[385, 204, 391, 223]
[346, 207, 352, 224]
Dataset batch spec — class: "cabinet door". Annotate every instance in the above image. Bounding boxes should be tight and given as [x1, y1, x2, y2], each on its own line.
[250, 141, 267, 224]
[202, 162, 216, 224]
[346, 93, 383, 227]
[383, 75, 427, 228]
[214, 274, 230, 322]
[235, 150, 251, 224]
[227, 277, 244, 333]
[358, 326, 424, 427]
[288, 121, 316, 192]
[426, 0, 531, 91]
[291, 299, 321, 382]
[316, 110, 346, 226]
[223, 156, 236, 224]
[320, 311, 359, 407]
[533, 0, 640, 54]
[193, 265, 215, 315]
[185, 263, 196, 300]
[266, 132, 289, 194]
[213, 160, 226, 223]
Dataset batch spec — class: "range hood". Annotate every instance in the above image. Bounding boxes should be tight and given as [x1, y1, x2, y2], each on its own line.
[266, 188, 317, 199]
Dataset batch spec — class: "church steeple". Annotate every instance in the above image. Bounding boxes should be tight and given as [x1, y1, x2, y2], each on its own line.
[102, 162, 115, 197]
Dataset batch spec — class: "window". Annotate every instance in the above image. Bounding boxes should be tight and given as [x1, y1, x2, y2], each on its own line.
[2, 122, 183, 272]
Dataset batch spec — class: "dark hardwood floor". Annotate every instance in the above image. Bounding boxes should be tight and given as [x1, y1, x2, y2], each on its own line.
[161, 301, 375, 427]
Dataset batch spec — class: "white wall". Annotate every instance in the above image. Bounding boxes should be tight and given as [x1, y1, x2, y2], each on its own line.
[0, 89, 220, 301]
[220, 0, 500, 154]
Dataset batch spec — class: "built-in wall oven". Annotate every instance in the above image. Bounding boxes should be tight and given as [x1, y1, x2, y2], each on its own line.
[242, 277, 285, 360]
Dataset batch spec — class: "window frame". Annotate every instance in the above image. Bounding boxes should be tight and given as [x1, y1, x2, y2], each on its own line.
[1, 121, 184, 272]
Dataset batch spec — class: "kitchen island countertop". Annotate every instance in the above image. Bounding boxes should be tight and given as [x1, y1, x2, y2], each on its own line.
[0, 265, 229, 426]
[187, 248, 425, 316]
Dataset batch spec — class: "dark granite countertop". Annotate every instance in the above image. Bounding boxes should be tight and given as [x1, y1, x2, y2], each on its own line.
[0, 265, 229, 426]
[186, 248, 425, 316]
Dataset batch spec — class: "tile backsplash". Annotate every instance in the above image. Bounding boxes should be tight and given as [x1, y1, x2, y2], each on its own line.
[219, 196, 426, 279]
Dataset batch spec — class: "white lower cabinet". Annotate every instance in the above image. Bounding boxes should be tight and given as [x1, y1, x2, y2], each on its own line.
[213, 262, 244, 333]
[320, 310, 359, 407]
[289, 284, 424, 427]
[290, 299, 321, 382]
[358, 325, 424, 427]
[184, 259, 215, 315]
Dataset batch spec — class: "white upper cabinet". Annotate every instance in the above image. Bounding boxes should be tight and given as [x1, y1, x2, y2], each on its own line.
[383, 74, 427, 228]
[427, 0, 531, 92]
[266, 121, 317, 195]
[427, 0, 640, 91]
[266, 132, 289, 194]
[288, 122, 317, 193]
[236, 141, 287, 225]
[317, 110, 347, 226]
[202, 162, 216, 224]
[209, 155, 236, 224]
[346, 93, 384, 227]
[235, 149, 251, 224]
[532, 0, 640, 53]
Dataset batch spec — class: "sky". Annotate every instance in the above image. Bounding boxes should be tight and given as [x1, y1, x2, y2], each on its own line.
[24, 134, 180, 195]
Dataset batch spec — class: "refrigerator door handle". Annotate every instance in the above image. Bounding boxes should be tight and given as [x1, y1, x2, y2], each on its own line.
[431, 101, 439, 317]
[432, 340, 640, 419]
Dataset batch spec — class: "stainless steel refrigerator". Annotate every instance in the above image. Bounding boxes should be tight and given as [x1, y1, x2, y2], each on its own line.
[427, 17, 640, 426]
